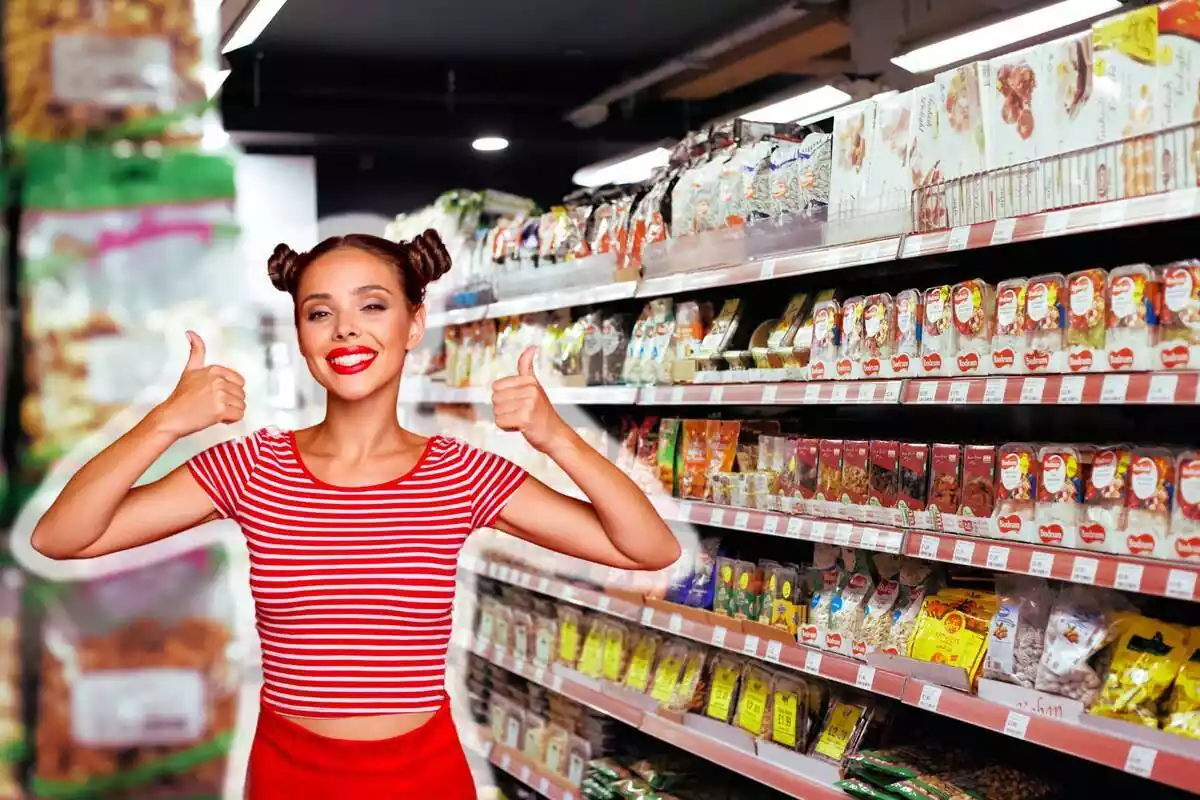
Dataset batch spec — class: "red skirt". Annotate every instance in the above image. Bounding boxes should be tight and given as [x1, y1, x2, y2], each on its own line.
[246, 700, 478, 799]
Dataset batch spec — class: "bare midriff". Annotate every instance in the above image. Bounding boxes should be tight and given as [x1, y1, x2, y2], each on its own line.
[282, 710, 439, 741]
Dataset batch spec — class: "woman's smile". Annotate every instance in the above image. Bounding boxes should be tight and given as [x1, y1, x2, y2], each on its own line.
[326, 345, 379, 375]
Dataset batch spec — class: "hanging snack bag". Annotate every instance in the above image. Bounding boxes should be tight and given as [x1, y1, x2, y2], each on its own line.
[1066, 268, 1108, 371]
[1023, 274, 1067, 373]
[854, 578, 901, 659]
[704, 654, 744, 724]
[809, 298, 842, 380]
[1035, 586, 1124, 704]
[897, 443, 931, 529]
[1106, 263, 1160, 371]
[984, 575, 1055, 689]
[827, 570, 874, 657]
[1164, 629, 1200, 738]
[1172, 450, 1200, 562]
[800, 569, 843, 650]
[860, 293, 893, 379]
[1080, 446, 1131, 552]
[1157, 259, 1200, 370]
[1119, 447, 1175, 559]
[951, 279, 995, 376]
[735, 663, 775, 738]
[763, 564, 801, 634]
[890, 289, 924, 377]
[992, 277, 1029, 374]
[1092, 614, 1189, 727]
[928, 443, 962, 530]
[1035, 445, 1083, 548]
[920, 285, 956, 376]
[994, 443, 1038, 542]
[882, 583, 928, 657]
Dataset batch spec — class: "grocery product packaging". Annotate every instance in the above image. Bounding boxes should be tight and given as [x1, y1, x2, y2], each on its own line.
[808, 298, 842, 381]
[984, 576, 1055, 689]
[0, 567, 22, 800]
[1091, 613, 1189, 727]
[1081, 446, 1131, 552]
[951, 279, 994, 376]
[927, 443, 962, 530]
[859, 293, 892, 379]
[993, 442, 1038, 542]
[1023, 273, 1068, 373]
[829, 101, 879, 223]
[866, 92, 915, 220]
[981, 44, 1056, 218]
[908, 589, 996, 687]
[1035, 444, 1083, 548]
[919, 285, 955, 376]
[1164, 628, 1200, 738]
[1106, 263, 1160, 370]
[1066, 268, 1109, 371]
[889, 289, 923, 377]
[1050, 31, 1107, 207]
[1159, 1, 1200, 191]
[896, 443, 931, 529]
[936, 64, 988, 225]
[1092, 5, 1160, 200]
[991, 278, 1029, 374]
[1158, 260, 1200, 369]
[1173, 450, 1200, 561]
[839, 440, 871, 517]
[909, 83, 949, 232]
[1117, 447, 1175, 559]
[1035, 585, 1126, 704]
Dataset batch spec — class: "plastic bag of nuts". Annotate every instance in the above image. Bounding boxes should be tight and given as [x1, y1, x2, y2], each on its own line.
[33, 549, 242, 799]
[4, 0, 220, 143]
[983, 576, 1055, 689]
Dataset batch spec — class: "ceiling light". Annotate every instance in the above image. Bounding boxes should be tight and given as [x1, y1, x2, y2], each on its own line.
[892, 0, 1122, 73]
[223, 0, 289, 54]
[573, 145, 672, 187]
[740, 84, 853, 124]
[206, 68, 231, 98]
[472, 136, 510, 152]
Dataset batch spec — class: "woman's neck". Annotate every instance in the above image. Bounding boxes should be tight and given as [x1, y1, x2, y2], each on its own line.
[312, 379, 416, 457]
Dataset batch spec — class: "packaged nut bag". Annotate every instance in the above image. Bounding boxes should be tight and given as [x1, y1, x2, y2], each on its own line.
[33, 549, 242, 799]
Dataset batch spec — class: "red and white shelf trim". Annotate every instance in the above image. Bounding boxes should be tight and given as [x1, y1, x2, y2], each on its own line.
[904, 372, 1200, 405]
[472, 737, 580, 800]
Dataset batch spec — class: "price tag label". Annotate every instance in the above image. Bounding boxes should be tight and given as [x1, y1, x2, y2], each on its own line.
[1003, 711, 1030, 739]
[551, 674, 563, 692]
[641, 607, 655, 626]
[1115, 562, 1144, 592]
[811, 521, 829, 541]
[991, 217, 1017, 244]
[855, 665, 876, 691]
[1148, 374, 1179, 404]
[858, 383, 878, 404]
[711, 626, 728, 648]
[918, 684, 942, 712]
[786, 517, 805, 538]
[952, 540, 976, 564]
[762, 385, 779, 404]
[765, 640, 783, 663]
[710, 507, 727, 526]
[947, 381, 970, 404]
[1020, 377, 1046, 404]
[537, 577, 552, 594]
[669, 613, 683, 634]
[1099, 200, 1126, 228]
[919, 535, 940, 559]
[670, 387, 685, 404]
[514, 655, 526, 674]
[499, 752, 512, 771]
[1166, 569, 1198, 600]
[1057, 375, 1085, 404]
[520, 765, 532, 783]
[710, 386, 725, 404]
[884, 381, 903, 403]
[598, 595, 612, 613]
[762, 515, 780, 536]
[734, 511, 750, 529]
[832, 383, 850, 403]
[948, 226, 971, 251]
[986, 546, 1011, 571]
[743, 635, 761, 656]
[760, 258, 778, 280]
[983, 378, 1006, 404]
[519, 572, 533, 588]
[539, 777, 551, 795]
[534, 666, 546, 685]
[861, 529, 880, 550]
[1100, 374, 1129, 404]
[834, 524, 854, 546]
[1042, 210, 1069, 237]
[804, 383, 822, 404]
[1071, 556, 1099, 585]
[1029, 552, 1055, 577]
[916, 382, 938, 403]
[562, 586, 576, 603]
[804, 650, 823, 675]
[1124, 745, 1157, 778]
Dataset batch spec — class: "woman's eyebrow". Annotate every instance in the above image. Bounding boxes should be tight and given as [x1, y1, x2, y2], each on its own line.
[354, 284, 392, 295]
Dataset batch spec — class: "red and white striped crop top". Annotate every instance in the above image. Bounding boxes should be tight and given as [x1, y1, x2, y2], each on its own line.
[187, 427, 526, 718]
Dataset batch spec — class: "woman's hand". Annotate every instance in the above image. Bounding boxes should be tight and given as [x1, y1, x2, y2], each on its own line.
[153, 332, 247, 438]
[492, 347, 570, 453]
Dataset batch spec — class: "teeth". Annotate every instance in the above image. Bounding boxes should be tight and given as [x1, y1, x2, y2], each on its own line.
[330, 353, 375, 367]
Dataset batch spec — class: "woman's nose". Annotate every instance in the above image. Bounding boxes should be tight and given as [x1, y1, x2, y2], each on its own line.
[333, 323, 359, 341]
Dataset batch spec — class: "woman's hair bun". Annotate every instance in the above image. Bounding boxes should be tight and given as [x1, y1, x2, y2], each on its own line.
[406, 229, 452, 286]
[268, 243, 300, 292]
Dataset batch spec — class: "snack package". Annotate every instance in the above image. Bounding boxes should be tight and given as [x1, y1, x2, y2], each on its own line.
[1035, 445, 1083, 548]
[1091, 614, 1189, 727]
[920, 285, 956, 376]
[1118, 447, 1175, 559]
[854, 578, 901, 659]
[762, 564, 801, 634]
[882, 584, 928, 657]
[1158, 260, 1200, 370]
[558, 606, 584, 669]
[601, 620, 631, 683]
[1172, 450, 1200, 562]
[993, 443, 1038, 542]
[984, 576, 1055, 689]
[897, 443, 931, 529]
[827, 571, 875, 657]
[792, 438, 821, 515]
[678, 420, 710, 501]
[810, 699, 874, 765]
[815, 439, 844, 513]
[534, 613, 559, 669]
[908, 589, 996, 687]
[951, 279, 994, 375]
[890, 289, 924, 377]
[1035, 586, 1124, 703]
[1023, 274, 1067, 373]
[730, 561, 764, 621]
[1164, 628, 1200, 738]
[835, 294, 863, 380]
[809, 298, 842, 380]
[648, 641, 692, 710]
[769, 673, 811, 751]
[734, 664, 774, 738]
[991, 278, 1029, 374]
[1106, 263, 1160, 371]
[511, 609, 534, 662]
[1081, 446, 1131, 552]
[839, 440, 871, 515]
[800, 569, 843, 650]
[958, 445, 997, 528]
[1066, 268, 1108, 371]
[859, 293, 893, 379]
[577, 616, 607, 679]
[928, 443, 962, 530]
[704, 654, 743, 724]
[868, 440, 899, 524]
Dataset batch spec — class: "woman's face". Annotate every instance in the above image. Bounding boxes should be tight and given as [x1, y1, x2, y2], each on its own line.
[294, 247, 425, 401]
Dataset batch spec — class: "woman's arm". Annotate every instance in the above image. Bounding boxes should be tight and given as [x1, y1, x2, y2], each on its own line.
[32, 332, 247, 560]
[489, 348, 681, 571]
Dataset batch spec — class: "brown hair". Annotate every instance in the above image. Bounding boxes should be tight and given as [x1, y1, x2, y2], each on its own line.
[267, 230, 452, 307]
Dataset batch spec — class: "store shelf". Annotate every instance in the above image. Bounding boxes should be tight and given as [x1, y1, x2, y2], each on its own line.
[904, 373, 1200, 405]
[399, 383, 638, 406]
[463, 556, 644, 622]
[426, 305, 490, 328]
[484, 739, 581, 800]
[638, 380, 904, 406]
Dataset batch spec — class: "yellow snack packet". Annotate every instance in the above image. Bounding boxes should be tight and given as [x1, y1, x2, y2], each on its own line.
[1164, 628, 1200, 738]
[1091, 613, 1189, 727]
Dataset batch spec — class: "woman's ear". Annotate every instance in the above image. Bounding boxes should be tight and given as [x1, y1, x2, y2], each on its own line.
[406, 304, 427, 352]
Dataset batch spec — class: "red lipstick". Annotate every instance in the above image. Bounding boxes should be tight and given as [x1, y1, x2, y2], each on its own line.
[326, 345, 378, 375]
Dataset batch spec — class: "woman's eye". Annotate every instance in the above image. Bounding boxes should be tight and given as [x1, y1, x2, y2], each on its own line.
[306, 309, 330, 321]
[363, 303, 387, 312]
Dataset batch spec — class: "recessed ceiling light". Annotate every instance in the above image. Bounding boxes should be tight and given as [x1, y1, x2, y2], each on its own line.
[472, 136, 509, 152]
[572, 145, 672, 187]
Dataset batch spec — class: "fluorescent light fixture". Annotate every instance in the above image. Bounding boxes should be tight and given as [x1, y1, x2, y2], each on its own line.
[740, 84, 853, 124]
[573, 146, 671, 187]
[205, 68, 231, 98]
[892, 0, 1122, 73]
[223, 0, 289, 53]
[472, 136, 510, 152]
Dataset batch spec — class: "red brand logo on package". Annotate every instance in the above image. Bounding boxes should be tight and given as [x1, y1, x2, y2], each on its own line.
[1108, 347, 1134, 370]
[1038, 523, 1064, 545]
[997, 514, 1023, 535]
[800, 626, 818, 644]
[957, 352, 980, 372]
[837, 359, 853, 377]
[1161, 343, 1189, 370]
[1166, 268, 1190, 293]
[863, 358, 881, 377]
[993, 347, 1015, 369]
[825, 633, 843, 650]
[811, 363, 826, 380]
[1175, 537, 1200, 560]
[892, 353, 911, 373]
[1126, 533, 1156, 555]
[1079, 523, 1107, 545]
[954, 285, 970, 307]
[1068, 351, 1094, 371]
[1024, 350, 1050, 371]
[852, 641, 868, 657]
[923, 353, 942, 372]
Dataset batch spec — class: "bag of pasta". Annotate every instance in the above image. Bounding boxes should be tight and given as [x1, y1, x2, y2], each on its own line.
[1164, 628, 1200, 738]
[1091, 613, 1189, 727]
[33, 549, 241, 799]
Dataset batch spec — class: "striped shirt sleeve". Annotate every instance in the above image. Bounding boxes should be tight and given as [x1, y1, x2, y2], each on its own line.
[186, 431, 263, 519]
[462, 442, 528, 530]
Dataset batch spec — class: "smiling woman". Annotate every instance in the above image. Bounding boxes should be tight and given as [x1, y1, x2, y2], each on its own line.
[28, 228, 680, 798]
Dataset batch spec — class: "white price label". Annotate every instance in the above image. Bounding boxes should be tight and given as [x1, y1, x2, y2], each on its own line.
[947, 381, 970, 404]
[948, 226, 971, 251]
[983, 378, 1006, 404]
[711, 626, 728, 648]
[670, 387, 685, 404]
[710, 507, 727, 526]
[734, 511, 750, 529]
[1003, 711, 1030, 739]
[1042, 210, 1070, 237]
[1124, 745, 1158, 777]
[1020, 377, 1046, 404]
[1100, 374, 1129, 404]
[919, 535, 940, 559]
[762, 385, 779, 404]
[743, 635, 761, 656]
[514, 656, 526, 674]
[763, 515, 780, 536]
[641, 607, 655, 626]
[1071, 556, 1099, 585]
[884, 381, 903, 403]
[537, 577, 551, 594]
[991, 217, 1017, 245]
[598, 595, 612, 613]
[534, 667, 546, 685]
[986, 546, 1011, 571]
[669, 613, 683, 634]
[520, 765, 532, 783]
[857, 383, 878, 404]
[855, 665, 876, 691]
[499, 752, 512, 771]
[832, 383, 850, 403]
[1148, 374, 1179, 404]
[1115, 562, 1144, 592]
[804, 383, 822, 404]
[551, 674, 563, 692]
[811, 521, 829, 541]
[760, 258, 778, 280]
[519, 572, 533, 588]
[765, 640, 783, 663]
[1057, 375, 1085, 404]
[539, 777, 551, 795]
[1099, 200, 1126, 227]
[834, 524, 854, 546]
[804, 650, 823, 675]
[861, 529, 880, 550]
[1029, 552, 1055, 577]
[916, 382, 938, 403]
[711, 386, 725, 403]
[562, 586, 576, 603]
[1166, 569, 1198, 600]
[918, 684, 942, 712]
[786, 517, 805, 538]
[952, 540, 976, 564]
